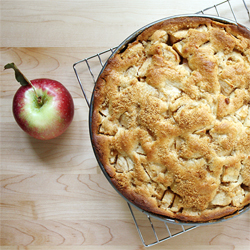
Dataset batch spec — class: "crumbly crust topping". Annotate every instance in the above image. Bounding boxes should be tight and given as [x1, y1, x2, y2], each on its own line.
[91, 17, 250, 222]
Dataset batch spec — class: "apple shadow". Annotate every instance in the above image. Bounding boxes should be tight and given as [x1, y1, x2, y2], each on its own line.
[28, 125, 78, 169]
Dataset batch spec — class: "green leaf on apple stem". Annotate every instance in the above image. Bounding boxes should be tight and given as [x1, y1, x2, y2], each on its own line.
[4, 63, 30, 87]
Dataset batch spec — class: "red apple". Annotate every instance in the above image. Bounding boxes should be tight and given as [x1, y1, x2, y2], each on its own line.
[5, 63, 74, 140]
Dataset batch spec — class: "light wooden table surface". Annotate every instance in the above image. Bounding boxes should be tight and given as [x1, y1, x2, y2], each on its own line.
[1, 0, 250, 249]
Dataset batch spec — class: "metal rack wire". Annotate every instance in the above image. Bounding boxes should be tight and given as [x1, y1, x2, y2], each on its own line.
[196, 0, 250, 21]
[73, 0, 250, 247]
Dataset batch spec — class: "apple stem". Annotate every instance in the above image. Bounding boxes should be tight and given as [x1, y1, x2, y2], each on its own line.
[28, 81, 40, 99]
[4, 62, 42, 105]
[37, 96, 43, 105]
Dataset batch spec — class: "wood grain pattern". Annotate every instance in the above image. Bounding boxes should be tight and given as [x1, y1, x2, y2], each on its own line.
[1, 0, 249, 48]
[1, 0, 250, 249]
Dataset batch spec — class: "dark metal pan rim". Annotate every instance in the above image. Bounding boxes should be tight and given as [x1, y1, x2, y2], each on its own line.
[89, 14, 250, 226]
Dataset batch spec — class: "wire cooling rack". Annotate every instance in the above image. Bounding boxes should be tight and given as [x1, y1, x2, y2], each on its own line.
[73, 0, 250, 247]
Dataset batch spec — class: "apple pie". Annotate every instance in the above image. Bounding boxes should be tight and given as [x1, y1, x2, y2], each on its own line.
[91, 16, 250, 222]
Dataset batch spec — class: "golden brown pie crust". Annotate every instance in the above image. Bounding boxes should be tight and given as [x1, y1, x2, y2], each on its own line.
[91, 16, 250, 222]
